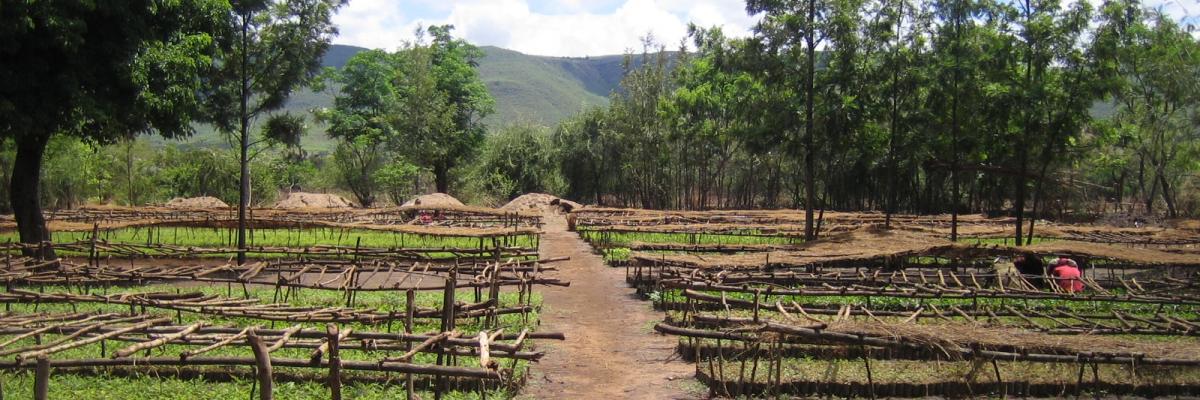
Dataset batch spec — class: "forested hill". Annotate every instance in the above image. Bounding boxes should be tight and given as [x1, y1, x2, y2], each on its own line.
[328, 44, 630, 127]
[165, 44, 631, 152]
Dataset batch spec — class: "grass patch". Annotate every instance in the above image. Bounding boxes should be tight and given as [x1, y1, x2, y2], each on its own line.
[0, 284, 544, 399]
[0, 372, 513, 400]
[0, 227, 537, 260]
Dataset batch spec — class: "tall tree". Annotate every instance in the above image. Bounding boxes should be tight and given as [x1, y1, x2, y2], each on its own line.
[667, 27, 764, 209]
[1022, 0, 1096, 243]
[206, 0, 344, 265]
[747, 0, 830, 240]
[1093, 0, 1200, 218]
[0, 1, 228, 258]
[398, 25, 494, 194]
[870, 0, 932, 226]
[608, 38, 673, 208]
[318, 48, 429, 206]
[929, 0, 989, 241]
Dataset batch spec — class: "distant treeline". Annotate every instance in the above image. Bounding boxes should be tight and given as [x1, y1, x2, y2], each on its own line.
[2, 0, 1197, 245]
[544, 0, 1199, 240]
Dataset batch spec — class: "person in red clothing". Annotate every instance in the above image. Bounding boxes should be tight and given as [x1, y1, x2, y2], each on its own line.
[1049, 256, 1084, 293]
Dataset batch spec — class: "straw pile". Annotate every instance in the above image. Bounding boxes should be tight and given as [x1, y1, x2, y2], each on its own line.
[401, 193, 465, 207]
[829, 320, 1200, 360]
[273, 192, 355, 209]
[632, 226, 952, 269]
[501, 193, 581, 213]
[1022, 240, 1200, 266]
[164, 196, 229, 209]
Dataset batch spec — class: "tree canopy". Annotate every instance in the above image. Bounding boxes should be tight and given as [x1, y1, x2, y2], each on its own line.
[0, 0, 229, 257]
[319, 25, 493, 201]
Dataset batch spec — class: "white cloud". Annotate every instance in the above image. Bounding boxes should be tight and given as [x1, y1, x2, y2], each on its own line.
[331, 0, 410, 51]
[333, 0, 1196, 56]
[333, 0, 760, 56]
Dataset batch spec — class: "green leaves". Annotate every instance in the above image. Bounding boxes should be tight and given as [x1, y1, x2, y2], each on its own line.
[318, 25, 492, 199]
[205, 0, 344, 133]
[466, 122, 566, 203]
[261, 112, 306, 149]
[374, 162, 421, 206]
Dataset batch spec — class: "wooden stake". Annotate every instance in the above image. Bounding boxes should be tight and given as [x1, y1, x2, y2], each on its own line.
[247, 329, 274, 400]
[405, 288, 415, 400]
[33, 356, 49, 400]
[327, 324, 342, 400]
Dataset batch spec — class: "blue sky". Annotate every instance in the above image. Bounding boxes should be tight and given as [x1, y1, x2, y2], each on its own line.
[331, 0, 1199, 57]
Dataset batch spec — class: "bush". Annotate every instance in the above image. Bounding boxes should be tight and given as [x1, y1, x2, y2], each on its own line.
[155, 146, 278, 205]
[463, 122, 565, 204]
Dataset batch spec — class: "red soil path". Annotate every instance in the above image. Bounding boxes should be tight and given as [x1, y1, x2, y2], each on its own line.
[520, 213, 699, 399]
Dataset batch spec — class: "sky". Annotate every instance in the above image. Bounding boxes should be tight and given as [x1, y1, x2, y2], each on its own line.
[331, 0, 760, 57]
[331, 0, 1199, 57]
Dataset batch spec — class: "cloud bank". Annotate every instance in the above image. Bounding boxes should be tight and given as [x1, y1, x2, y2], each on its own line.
[332, 0, 760, 56]
[332, 0, 1198, 57]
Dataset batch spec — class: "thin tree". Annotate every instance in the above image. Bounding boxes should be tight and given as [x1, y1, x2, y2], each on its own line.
[748, 0, 828, 241]
[206, 0, 344, 265]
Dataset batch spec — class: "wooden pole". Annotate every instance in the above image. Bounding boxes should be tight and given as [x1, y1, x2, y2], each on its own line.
[327, 324, 342, 400]
[247, 330, 274, 400]
[436, 275, 456, 400]
[406, 288, 415, 400]
[33, 356, 49, 400]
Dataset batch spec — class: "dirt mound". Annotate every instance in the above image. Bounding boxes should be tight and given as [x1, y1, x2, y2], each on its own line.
[273, 192, 355, 209]
[165, 196, 229, 209]
[501, 193, 582, 213]
[401, 193, 464, 207]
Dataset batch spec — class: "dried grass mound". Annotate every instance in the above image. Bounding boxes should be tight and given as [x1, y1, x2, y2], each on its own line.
[829, 320, 1200, 361]
[1172, 219, 1200, 231]
[501, 193, 582, 213]
[165, 196, 229, 209]
[273, 192, 355, 209]
[401, 193, 464, 208]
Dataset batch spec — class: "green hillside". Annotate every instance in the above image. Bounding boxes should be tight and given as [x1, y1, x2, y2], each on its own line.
[156, 44, 630, 153]
[476, 46, 619, 127]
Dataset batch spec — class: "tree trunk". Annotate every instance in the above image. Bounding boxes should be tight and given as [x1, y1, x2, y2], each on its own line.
[948, 0, 962, 242]
[1014, 0, 1034, 247]
[126, 140, 136, 205]
[886, 0, 902, 228]
[235, 12, 252, 266]
[434, 162, 449, 194]
[1159, 173, 1177, 218]
[1027, 164, 1049, 245]
[803, 0, 817, 242]
[11, 134, 55, 259]
[1014, 166, 1028, 245]
[1139, 156, 1151, 214]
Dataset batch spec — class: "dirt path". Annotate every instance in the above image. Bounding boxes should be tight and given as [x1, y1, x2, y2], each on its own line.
[520, 213, 699, 399]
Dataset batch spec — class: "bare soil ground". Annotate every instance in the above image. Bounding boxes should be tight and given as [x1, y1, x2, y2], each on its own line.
[520, 213, 699, 399]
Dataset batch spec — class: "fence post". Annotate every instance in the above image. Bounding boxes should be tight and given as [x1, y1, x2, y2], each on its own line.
[247, 329, 274, 400]
[405, 288, 415, 400]
[488, 263, 501, 328]
[327, 324, 342, 400]
[33, 356, 50, 400]
[435, 274, 457, 400]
